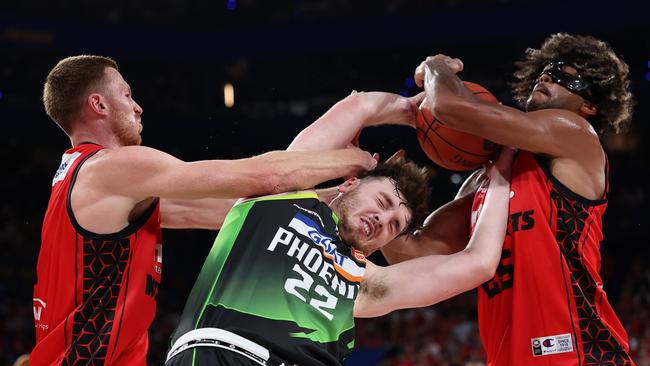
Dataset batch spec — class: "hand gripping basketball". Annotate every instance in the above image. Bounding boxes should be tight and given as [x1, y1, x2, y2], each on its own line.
[415, 81, 501, 171]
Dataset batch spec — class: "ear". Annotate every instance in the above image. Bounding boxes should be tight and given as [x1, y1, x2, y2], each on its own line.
[579, 101, 597, 117]
[338, 177, 360, 193]
[88, 93, 108, 116]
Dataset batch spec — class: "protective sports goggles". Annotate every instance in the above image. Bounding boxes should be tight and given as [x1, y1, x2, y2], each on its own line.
[537, 61, 595, 102]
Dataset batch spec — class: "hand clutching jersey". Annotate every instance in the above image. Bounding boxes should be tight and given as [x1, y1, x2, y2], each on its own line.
[169, 192, 367, 366]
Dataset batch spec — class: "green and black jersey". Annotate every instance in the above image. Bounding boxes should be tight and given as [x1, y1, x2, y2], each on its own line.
[170, 191, 367, 365]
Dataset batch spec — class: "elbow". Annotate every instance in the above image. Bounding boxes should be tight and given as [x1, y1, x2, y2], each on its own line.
[474, 257, 499, 284]
[464, 248, 500, 284]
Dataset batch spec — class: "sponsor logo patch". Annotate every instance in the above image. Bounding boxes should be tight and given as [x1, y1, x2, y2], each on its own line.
[531, 333, 573, 357]
[52, 152, 81, 186]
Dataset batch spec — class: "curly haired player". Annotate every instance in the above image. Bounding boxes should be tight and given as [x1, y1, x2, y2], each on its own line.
[383, 33, 635, 365]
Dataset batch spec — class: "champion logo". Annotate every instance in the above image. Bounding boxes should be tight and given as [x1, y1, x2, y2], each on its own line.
[543, 339, 554, 347]
[531, 333, 573, 357]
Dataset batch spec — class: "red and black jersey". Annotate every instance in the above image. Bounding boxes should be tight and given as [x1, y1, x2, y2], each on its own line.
[31, 143, 163, 366]
[471, 151, 634, 366]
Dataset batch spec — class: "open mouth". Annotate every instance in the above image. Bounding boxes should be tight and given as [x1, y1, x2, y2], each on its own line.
[360, 217, 374, 239]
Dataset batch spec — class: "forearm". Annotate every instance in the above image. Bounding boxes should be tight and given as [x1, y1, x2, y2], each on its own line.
[160, 197, 236, 230]
[257, 148, 373, 192]
[288, 92, 414, 151]
[288, 94, 371, 150]
[463, 172, 510, 273]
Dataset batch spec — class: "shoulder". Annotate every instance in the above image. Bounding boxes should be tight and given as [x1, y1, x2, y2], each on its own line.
[93, 145, 170, 163]
[84, 145, 179, 174]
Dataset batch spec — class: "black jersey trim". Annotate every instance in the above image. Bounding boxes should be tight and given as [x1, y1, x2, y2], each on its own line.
[75, 141, 102, 147]
[74, 233, 78, 307]
[533, 154, 607, 206]
[66, 150, 159, 240]
[64, 313, 68, 349]
[559, 252, 582, 365]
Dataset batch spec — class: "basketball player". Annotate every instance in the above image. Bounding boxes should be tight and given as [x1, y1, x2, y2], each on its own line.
[165, 90, 514, 366]
[31, 55, 379, 365]
[383, 33, 634, 365]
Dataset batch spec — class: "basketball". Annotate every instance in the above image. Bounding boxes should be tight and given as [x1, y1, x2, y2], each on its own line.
[416, 81, 500, 171]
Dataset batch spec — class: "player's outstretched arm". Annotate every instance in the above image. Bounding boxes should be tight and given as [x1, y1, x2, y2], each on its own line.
[288, 91, 422, 151]
[160, 198, 237, 229]
[91, 145, 376, 202]
[355, 148, 513, 318]
[415, 55, 602, 161]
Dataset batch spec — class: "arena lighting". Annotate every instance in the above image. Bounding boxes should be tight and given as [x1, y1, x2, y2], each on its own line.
[224, 83, 235, 108]
[226, 0, 236, 10]
[646, 72, 650, 82]
[450, 173, 463, 184]
[0, 90, 3, 100]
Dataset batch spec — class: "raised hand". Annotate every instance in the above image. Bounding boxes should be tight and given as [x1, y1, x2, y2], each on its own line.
[414, 54, 464, 88]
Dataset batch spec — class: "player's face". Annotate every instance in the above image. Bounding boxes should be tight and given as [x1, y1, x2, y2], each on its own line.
[526, 63, 586, 112]
[333, 177, 412, 256]
[102, 68, 144, 146]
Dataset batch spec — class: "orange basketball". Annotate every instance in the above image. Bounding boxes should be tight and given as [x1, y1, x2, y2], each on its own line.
[416, 81, 500, 171]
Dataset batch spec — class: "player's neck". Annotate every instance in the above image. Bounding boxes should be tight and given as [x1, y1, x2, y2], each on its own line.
[69, 123, 123, 149]
[316, 187, 340, 205]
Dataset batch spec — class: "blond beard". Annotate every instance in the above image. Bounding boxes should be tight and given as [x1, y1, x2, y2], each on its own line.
[110, 111, 141, 146]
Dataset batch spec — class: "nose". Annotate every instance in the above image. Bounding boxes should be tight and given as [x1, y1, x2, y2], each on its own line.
[372, 214, 383, 228]
[134, 101, 143, 115]
[538, 73, 552, 84]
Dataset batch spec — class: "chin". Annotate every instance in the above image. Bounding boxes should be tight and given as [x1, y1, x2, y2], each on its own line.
[526, 100, 542, 112]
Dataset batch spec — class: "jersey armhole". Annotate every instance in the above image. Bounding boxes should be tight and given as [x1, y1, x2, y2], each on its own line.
[66, 150, 159, 239]
[533, 154, 607, 207]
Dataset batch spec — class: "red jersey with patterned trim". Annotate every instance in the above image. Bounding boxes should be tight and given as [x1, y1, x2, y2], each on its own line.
[32, 143, 163, 366]
[471, 151, 634, 366]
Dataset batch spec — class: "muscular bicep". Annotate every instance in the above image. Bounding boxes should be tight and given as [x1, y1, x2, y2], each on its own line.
[90, 146, 277, 201]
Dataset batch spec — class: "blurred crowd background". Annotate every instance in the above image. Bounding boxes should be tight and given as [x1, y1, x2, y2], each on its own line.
[1, 0, 648, 365]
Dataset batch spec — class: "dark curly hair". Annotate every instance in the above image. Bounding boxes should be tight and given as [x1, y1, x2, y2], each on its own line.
[511, 33, 633, 133]
[358, 159, 432, 235]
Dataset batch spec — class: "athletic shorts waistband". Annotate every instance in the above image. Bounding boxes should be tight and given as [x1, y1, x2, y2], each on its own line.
[166, 328, 296, 366]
